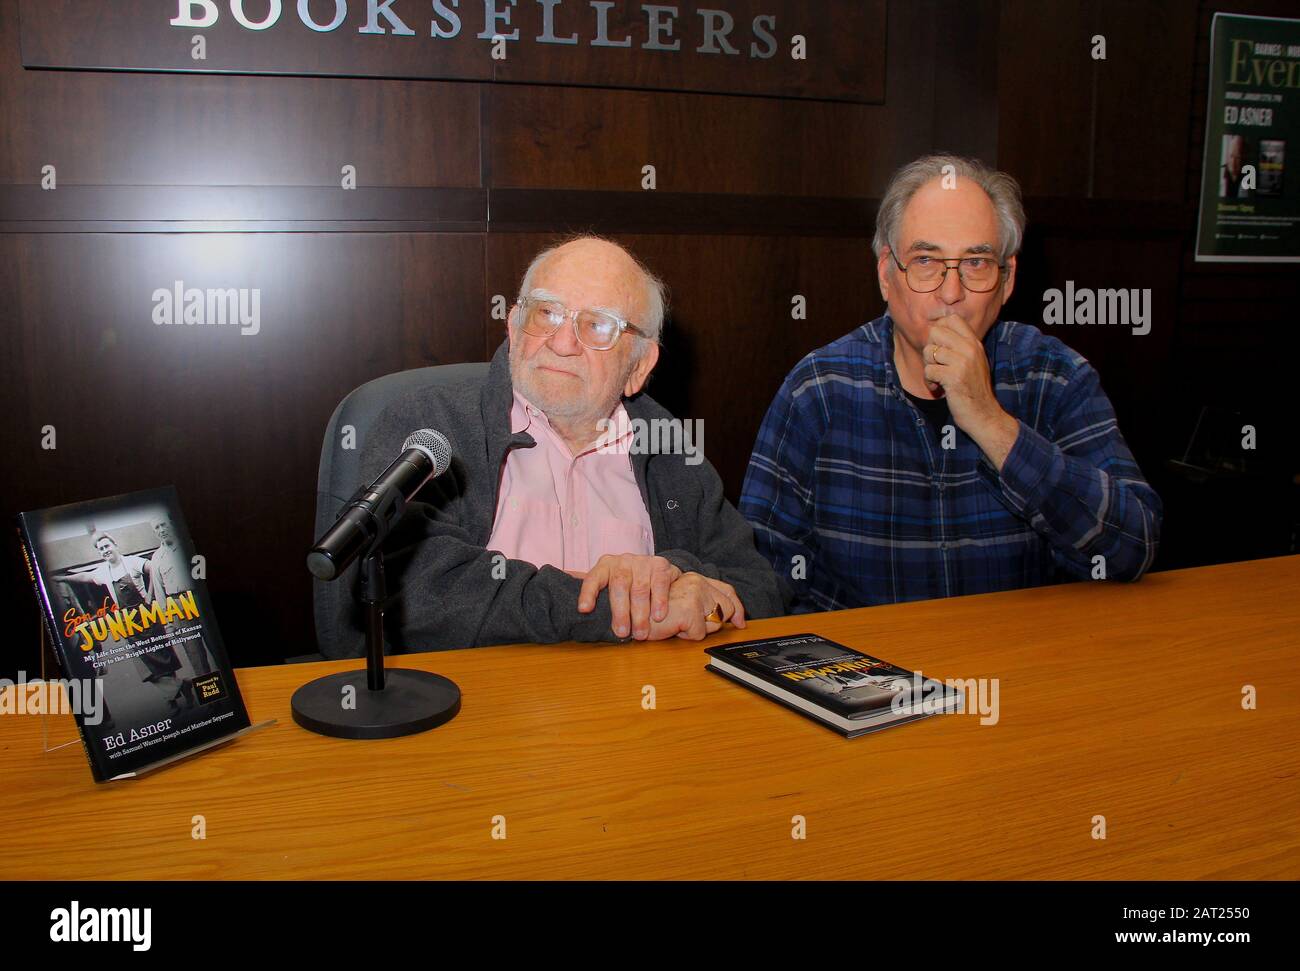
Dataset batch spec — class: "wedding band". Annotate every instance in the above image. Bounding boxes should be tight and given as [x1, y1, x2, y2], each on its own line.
[704, 604, 724, 624]
[929, 344, 940, 363]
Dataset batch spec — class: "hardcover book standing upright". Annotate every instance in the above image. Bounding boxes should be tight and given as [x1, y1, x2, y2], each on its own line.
[16, 486, 252, 781]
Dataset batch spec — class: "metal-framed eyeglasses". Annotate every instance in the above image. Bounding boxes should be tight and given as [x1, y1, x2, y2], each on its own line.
[890, 250, 1006, 293]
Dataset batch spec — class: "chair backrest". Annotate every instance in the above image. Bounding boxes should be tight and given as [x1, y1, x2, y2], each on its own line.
[312, 362, 489, 658]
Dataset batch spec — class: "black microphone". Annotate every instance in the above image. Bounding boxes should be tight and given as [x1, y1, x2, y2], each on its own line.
[308, 428, 452, 581]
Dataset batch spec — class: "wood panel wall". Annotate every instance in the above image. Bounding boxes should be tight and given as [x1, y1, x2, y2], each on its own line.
[2, 0, 1295, 675]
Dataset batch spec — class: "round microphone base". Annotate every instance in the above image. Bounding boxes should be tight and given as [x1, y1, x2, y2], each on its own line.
[291, 668, 461, 740]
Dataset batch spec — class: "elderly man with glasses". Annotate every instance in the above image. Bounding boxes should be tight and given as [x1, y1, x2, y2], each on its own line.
[326, 235, 782, 657]
[740, 154, 1162, 612]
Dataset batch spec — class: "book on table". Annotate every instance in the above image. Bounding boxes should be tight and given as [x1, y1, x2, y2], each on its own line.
[706, 633, 960, 738]
[16, 486, 252, 782]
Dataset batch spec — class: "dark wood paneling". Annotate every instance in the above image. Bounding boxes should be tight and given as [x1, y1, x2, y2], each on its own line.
[493, 0, 887, 103]
[997, 1, 1095, 197]
[0, 232, 487, 676]
[21, 0, 886, 104]
[18, 0, 491, 80]
[0, 185, 487, 231]
[999, 0, 1196, 201]
[931, 0, 1000, 165]
[0, 3, 482, 187]
[1091, 0, 1197, 202]
[1022, 197, 1191, 235]
[0, 184, 884, 236]
[488, 188, 875, 235]
[488, 83, 885, 195]
[487, 0, 995, 196]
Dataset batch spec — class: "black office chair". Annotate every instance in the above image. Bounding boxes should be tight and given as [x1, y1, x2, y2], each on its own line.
[288, 362, 489, 663]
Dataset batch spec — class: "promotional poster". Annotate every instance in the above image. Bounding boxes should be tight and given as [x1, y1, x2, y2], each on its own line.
[1196, 13, 1300, 261]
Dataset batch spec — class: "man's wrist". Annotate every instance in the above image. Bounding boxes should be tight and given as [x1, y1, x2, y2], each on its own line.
[970, 407, 1020, 473]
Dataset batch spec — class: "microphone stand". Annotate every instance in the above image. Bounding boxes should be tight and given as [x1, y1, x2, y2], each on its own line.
[292, 544, 461, 740]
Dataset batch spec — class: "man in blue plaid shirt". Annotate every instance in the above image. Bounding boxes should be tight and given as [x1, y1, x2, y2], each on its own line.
[740, 155, 1162, 612]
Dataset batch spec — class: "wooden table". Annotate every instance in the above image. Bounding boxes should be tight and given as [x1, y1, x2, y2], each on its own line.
[3, 557, 1297, 880]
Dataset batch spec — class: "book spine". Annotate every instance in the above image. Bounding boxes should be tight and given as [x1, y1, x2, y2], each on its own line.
[15, 520, 65, 671]
[13, 519, 108, 782]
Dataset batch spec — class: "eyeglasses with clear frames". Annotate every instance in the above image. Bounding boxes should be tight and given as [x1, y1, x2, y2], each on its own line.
[516, 296, 650, 351]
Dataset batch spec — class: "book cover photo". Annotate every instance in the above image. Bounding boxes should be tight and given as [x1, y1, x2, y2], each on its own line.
[16, 486, 252, 781]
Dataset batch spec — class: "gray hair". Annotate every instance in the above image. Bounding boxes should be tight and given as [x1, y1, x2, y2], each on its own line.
[514, 235, 667, 351]
[872, 154, 1026, 265]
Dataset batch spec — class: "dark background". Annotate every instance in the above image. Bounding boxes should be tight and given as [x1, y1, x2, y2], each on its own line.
[3, 0, 1297, 676]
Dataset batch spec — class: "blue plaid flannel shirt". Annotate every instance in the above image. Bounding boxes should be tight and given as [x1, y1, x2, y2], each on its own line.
[740, 314, 1162, 612]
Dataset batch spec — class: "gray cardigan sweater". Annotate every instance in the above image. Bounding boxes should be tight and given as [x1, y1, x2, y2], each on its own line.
[318, 342, 785, 657]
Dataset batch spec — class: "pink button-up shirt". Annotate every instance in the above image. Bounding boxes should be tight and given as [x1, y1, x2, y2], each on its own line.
[487, 391, 654, 572]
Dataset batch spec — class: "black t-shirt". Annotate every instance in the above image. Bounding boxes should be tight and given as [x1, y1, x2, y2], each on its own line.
[903, 389, 952, 437]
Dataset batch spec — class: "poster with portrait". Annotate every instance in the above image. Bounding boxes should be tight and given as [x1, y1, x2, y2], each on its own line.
[1195, 13, 1300, 262]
